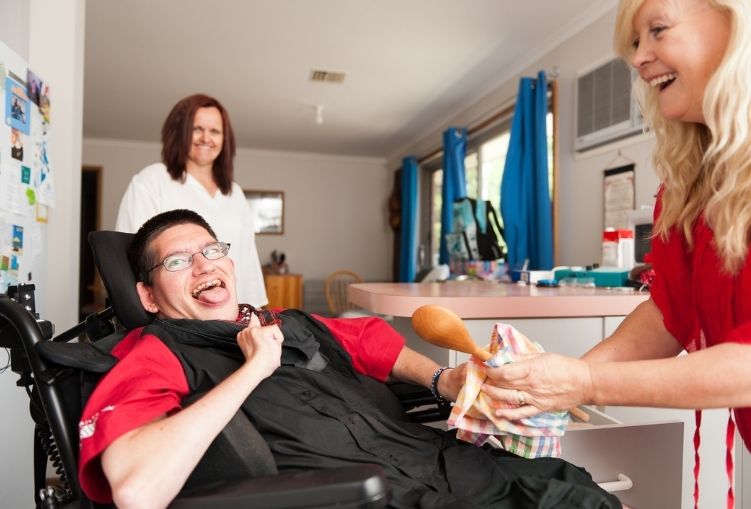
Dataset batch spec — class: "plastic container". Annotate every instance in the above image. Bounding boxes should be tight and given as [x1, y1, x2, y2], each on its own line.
[602, 228, 635, 269]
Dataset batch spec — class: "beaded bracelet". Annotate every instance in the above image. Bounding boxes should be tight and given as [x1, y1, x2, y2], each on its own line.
[430, 366, 450, 404]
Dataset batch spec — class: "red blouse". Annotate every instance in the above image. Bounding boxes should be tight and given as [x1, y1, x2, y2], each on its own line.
[650, 196, 751, 451]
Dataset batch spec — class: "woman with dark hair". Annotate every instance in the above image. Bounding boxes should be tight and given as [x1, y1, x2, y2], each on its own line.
[116, 93, 267, 307]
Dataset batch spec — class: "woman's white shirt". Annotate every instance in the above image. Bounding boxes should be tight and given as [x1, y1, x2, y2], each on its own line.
[115, 163, 268, 307]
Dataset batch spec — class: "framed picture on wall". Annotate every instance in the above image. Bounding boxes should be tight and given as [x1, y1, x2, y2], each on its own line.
[244, 189, 284, 234]
[603, 164, 635, 230]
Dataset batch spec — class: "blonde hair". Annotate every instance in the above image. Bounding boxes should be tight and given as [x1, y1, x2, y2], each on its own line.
[614, 0, 751, 273]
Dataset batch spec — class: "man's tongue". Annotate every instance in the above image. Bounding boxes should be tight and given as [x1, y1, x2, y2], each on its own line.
[195, 285, 228, 304]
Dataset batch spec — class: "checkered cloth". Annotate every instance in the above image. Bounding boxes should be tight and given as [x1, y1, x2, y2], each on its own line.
[447, 323, 569, 458]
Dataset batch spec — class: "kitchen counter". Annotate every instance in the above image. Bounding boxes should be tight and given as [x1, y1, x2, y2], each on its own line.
[349, 280, 648, 365]
[349, 281, 649, 319]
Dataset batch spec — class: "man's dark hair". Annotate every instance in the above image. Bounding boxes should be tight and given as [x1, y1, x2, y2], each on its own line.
[128, 209, 217, 284]
[161, 93, 236, 195]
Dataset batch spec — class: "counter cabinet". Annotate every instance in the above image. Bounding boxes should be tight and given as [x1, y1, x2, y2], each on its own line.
[264, 273, 303, 309]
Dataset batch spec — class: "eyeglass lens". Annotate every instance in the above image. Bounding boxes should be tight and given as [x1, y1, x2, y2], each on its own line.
[161, 242, 230, 272]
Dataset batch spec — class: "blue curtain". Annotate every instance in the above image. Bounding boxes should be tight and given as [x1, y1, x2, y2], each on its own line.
[501, 71, 553, 270]
[399, 157, 419, 282]
[439, 127, 468, 264]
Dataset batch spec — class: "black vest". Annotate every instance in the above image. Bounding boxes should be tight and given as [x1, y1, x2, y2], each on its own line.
[147, 310, 621, 509]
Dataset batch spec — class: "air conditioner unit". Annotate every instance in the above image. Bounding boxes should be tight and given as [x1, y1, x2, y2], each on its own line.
[575, 57, 643, 151]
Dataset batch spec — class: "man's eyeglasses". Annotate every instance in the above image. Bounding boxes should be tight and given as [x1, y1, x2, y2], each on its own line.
[147, 242, 231, 275]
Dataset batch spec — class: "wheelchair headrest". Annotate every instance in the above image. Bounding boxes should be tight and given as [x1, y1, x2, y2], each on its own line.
[88, 230, 153, 330]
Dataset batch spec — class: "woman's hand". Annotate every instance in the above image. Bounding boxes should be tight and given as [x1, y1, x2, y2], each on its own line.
[482, 353, 593, 419]
[236, 313, 284, 379]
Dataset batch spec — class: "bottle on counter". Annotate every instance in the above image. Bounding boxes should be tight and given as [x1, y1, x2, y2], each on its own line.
[602, 228, 635, 269]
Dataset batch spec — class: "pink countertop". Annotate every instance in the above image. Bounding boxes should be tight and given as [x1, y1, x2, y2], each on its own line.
[350, 281, 649, 319]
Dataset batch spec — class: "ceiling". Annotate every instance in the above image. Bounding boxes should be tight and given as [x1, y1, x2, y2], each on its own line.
[83, 0, 616, 159]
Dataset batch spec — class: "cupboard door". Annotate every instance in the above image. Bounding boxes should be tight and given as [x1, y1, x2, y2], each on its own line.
[264, 274, 303, 309]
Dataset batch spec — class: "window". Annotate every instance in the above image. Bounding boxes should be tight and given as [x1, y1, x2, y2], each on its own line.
[423, 106, 555, 267]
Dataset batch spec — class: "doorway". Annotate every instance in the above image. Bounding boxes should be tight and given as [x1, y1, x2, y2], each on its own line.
[79, 166, 102, 321]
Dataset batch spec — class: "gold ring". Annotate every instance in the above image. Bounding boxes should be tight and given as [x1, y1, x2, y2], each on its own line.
[516, 390, 525, 407]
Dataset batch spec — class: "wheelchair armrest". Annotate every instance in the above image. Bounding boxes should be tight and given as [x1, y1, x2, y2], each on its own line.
[388, 382, 452, 424]
[169, 465, 388, 509]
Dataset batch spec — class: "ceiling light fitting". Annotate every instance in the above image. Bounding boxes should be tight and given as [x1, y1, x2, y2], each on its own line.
[315, 105, 324, 125]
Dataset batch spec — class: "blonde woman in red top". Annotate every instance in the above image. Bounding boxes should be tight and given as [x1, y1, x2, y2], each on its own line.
[485, 0, 751, 466]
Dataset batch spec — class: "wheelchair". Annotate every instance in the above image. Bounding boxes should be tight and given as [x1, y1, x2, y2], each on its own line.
[0, 231, 450, 508]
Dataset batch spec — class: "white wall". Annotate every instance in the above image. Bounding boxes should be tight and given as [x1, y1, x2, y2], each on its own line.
[543, 10, 659, 266]
[30, 0, 86, 329]
[0, 0, 86, 507]
[0, 0, 29, 56]
[0, 5, 35, 505]
[390, 7, 660, 267]
[83, 139, 392, 281]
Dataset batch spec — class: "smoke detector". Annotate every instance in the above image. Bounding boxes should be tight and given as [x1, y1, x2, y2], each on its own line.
[310, 69, 346, 83]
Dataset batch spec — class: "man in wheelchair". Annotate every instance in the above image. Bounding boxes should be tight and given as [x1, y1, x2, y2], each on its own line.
[78, 209, 620, 508]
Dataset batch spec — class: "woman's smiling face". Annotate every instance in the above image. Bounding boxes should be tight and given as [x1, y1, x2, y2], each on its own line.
[630, 0, 730, 124]
[187, 106, 224, 169]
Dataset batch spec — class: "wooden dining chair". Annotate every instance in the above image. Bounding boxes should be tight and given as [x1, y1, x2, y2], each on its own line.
[324, 270, 364, 316]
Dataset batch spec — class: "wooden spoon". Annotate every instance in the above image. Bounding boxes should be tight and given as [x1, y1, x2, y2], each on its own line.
[411, 304, 493, 361]
[411, 304, 589, 422]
